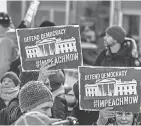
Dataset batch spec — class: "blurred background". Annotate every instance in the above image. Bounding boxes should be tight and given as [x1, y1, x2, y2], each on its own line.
[1, 0, 141, 87]
[1, 0, 141, 113]
[2, 0, 141, 64]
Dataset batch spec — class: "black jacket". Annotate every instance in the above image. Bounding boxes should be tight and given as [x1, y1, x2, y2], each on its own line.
[52, 95, 68, 120]
[0, 97, 22, 125]
[94, 43, 139, 66]
[70, 102, 99, 125]
[0, 97, 6, 111]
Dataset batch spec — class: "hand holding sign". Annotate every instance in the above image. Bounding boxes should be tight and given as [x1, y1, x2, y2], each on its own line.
[97, 107, 115, 125]
[38, 61, 57, 84]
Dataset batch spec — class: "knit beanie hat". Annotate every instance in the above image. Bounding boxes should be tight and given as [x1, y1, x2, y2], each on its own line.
[1, 71, 21, 86]
[19, 81, 53, 113]
[49, 70, 65, 92]
[14, 111, 54, 125]
[106, 25, 126, 44]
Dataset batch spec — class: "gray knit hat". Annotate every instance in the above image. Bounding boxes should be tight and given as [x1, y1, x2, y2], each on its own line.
[106, 25, 126, 44]
[1, 71, 21, 87]
[19, 81, 53, 113]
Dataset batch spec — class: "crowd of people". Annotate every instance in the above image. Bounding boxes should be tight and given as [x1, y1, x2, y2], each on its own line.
[0, 7, 140, 125]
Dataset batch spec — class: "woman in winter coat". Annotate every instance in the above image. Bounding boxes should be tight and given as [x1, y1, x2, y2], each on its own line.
[96, 107, 141, 125]
[0, 72, 22, 125]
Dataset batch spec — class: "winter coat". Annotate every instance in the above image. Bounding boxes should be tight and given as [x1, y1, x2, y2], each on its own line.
[51, 86, 68, 120]
[70, 102, 99, 125]
[94, 41, 139, 67]
[19, 69, 39, 87]
[52, 95, 68, 120]
[9, 57, 21, 76]
[0, 97, 6, 111]
[0, 97, 22, 125]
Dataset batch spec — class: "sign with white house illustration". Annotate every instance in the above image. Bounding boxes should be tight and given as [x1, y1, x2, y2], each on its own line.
[16, 25, 82, 71]
[78, 66, 141, 112]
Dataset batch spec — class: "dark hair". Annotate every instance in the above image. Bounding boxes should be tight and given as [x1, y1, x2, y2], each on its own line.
[40, 20, 55, 27]
[0, 12, 10, 28]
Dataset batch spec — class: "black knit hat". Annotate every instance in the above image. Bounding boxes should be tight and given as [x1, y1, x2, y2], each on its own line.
[106, 25, 126, 44]
[40, 20, 55, 27]
[1, 71, 21, 86]
[0, 12, 10, 28]
[19, 81, 53, 112]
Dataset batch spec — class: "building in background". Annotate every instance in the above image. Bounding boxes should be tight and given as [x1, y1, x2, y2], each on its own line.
[110, 1, 141, 57]
[6, 0, 141, 56]
[7, 1, 110, 31]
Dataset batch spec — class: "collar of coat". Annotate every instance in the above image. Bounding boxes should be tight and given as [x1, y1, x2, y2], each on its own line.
[106, 44, 131, 58]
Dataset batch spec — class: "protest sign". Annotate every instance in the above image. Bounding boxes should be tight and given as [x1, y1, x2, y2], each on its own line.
[16, 25, 82, 71]
[78, 66, 141, 112]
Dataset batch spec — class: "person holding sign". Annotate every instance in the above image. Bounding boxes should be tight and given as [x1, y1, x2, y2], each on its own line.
[96, 107, 140, 125]
[38, 62, 68, 120]
[94, 25, 140, 67]
[18, 20, 55, 86]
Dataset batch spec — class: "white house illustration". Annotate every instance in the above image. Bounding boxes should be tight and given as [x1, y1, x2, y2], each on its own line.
[36, 38, 56, 56]
[25, 37, 77, 58]
[25, 45, 39, 59]
[55, 37, 77, 54]
[85, 78, 137, 97]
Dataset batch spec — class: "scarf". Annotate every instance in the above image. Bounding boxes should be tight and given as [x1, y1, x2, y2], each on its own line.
[0, 86, 19, 104]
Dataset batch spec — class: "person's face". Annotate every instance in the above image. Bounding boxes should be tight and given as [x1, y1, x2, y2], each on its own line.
[116, 111, 134, 125]
[31, 101, 53, 117]
[104, 33, 116, 47]
[1, 78, 16, 88]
